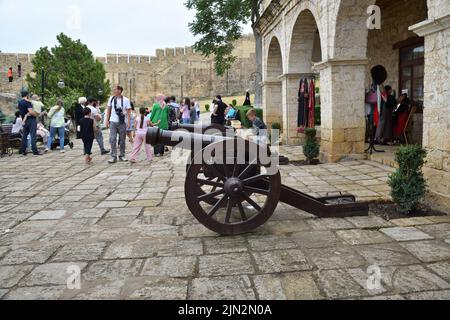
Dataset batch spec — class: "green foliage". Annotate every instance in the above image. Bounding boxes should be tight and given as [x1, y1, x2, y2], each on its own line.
[235, 105, 263, 128]
[315, 105, 321, 126]
[45, 88, 84, 119]
[271, 122, 281, 130]
[232, 99, 238, 107]
[26, 33, 111, 105]
[205, 104, 210, 112]
[303, 128, 320, 164]
[388, 145, 428, 214]
[185, 0, 259, 76]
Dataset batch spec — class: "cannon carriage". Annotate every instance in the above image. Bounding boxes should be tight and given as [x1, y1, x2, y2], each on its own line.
[147, 126, 369, 236]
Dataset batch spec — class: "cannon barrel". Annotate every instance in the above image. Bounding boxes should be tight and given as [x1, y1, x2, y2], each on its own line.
[169, 122, 234, 134]
[146, 127, 232, 149]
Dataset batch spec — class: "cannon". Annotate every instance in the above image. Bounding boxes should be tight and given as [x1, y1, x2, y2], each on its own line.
[169, 122, 233, 134]
[147, 127, 369, 235]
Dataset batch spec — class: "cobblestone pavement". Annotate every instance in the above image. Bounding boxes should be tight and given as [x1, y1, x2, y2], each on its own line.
[0, 137, 450, 300]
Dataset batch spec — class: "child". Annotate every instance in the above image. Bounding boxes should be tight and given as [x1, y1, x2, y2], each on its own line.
[246, 109, 268, 145]
[130, 107, 158, 163]
[79, 108, 97, 165]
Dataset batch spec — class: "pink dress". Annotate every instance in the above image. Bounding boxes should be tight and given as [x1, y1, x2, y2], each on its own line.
[130, 116, 153, 161]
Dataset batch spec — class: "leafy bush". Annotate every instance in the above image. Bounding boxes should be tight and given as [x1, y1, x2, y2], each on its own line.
[303, 128, 320, 164]
[205, 104, 210, 112]
[388, 145, 427, 214]
[232, 99, 237, 107]
[271, 122, 281, 130]
[235, 106, 263, 128]
[315, 105, 321, 126]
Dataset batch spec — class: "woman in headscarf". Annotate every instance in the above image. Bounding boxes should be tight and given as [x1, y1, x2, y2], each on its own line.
[150, 94, 169, 156]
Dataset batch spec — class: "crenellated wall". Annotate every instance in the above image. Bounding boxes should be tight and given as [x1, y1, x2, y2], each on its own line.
[0, 35, 256, 103]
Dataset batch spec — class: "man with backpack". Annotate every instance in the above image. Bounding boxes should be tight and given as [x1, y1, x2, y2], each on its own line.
[105, 85, 131, 163]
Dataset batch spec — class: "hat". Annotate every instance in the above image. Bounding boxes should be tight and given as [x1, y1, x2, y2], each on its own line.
[31, 94, 40, 101]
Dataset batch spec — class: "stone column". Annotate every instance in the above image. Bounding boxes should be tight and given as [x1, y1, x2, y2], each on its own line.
[315, 59, 368, 163]
[280, 73, 302, 145]
[262, 80, 283, 127]
[410, 13, 450, 212]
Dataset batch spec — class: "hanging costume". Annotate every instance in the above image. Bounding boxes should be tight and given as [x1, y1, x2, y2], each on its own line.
[308, 79, 316, 129]
[298, 78, 309, 130]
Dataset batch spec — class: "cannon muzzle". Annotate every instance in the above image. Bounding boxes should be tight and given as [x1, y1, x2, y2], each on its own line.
[146, 127, 231, 149]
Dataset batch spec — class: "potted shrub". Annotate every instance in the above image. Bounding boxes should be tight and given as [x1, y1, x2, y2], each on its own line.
[205, 104, 210, 112]
[388, 145, 427, 214]
[232, 99, 237, 107]
[303, 128, 320, 165]
[270, 122, 282, 145]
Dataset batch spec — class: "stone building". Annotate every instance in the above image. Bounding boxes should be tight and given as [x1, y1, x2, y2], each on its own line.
[0, 35, 256, 104]
[256, 0, 450, 211]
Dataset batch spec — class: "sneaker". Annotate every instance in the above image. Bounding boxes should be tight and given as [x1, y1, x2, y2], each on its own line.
[108, 158, 117, 164]
[33, 152, 43, 156]
[60, 150, 66, 154]
[101, 150, 110, 155]
[119, 156, 128, 162]
[130, 159, 137, 164]
[44, 148, 49, 153]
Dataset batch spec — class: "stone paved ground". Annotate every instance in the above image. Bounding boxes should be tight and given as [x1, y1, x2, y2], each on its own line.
[1, 137, 450, 300]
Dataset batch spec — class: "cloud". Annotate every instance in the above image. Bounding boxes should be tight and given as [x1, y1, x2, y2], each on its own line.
[0, 0, 202, 56]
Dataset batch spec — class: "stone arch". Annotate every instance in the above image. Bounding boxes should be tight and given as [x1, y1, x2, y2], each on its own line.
[288, 8, 325, 74]
[263, 35, 284, 128]
[265, 36, 283, 80]
[332, 0, 376, 59]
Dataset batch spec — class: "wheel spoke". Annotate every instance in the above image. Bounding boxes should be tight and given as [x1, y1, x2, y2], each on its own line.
[197, 179, 224, 188]
[198, 189, 225, 202]
[208, 195, 229, 217]
[207, 164, 226, 182]
[243, 194, 262, 212]
[243, 186, 270, 196]
[238, 159, 258, 179]
[225, 198, 234, 224]
[237, 202, 248, 221]
[242, 174, 267, 186]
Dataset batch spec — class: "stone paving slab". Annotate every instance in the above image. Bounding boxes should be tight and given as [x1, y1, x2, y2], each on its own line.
[0, 139, 449, 300]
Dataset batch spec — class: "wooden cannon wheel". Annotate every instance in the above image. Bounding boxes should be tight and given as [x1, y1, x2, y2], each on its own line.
[185, 140, 281, 236]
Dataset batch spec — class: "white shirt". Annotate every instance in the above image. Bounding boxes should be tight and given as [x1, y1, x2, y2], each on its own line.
[195, 102, 200, 112]
[107, 96, 131, 123]
[12, 117, 23, 134]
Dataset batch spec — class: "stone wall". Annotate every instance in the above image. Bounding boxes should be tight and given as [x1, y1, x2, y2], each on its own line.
[0, 35, 256, 104]
[411, 9, 450, 212]
[366, 0, 428, 93]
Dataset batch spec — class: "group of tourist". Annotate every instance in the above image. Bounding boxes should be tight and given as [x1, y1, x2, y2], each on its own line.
[13, 85, 265, 166]
[15, 90, 69, 156]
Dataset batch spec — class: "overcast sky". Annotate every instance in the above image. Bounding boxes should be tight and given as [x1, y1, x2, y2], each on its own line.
[0, 0, 252, 56]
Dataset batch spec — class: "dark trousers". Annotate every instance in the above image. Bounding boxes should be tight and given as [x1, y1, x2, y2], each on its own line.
[154, 144, 165, 156]
[21, 117, 38, 154]
[8, 77, 13, 83]
[83, 139, 94, 155]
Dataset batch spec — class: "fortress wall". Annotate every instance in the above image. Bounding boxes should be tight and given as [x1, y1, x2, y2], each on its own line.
[0, 34, 256, 103]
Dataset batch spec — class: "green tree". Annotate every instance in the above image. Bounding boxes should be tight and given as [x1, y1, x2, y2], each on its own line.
[26, 33, 110, 112]
[185, 0, 262, 106]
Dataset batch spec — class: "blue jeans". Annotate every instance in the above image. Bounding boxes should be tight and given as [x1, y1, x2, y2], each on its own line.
[21, 117, 38, 154]
[47, 127, 65, 150]
[182, 118, 190, 124]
